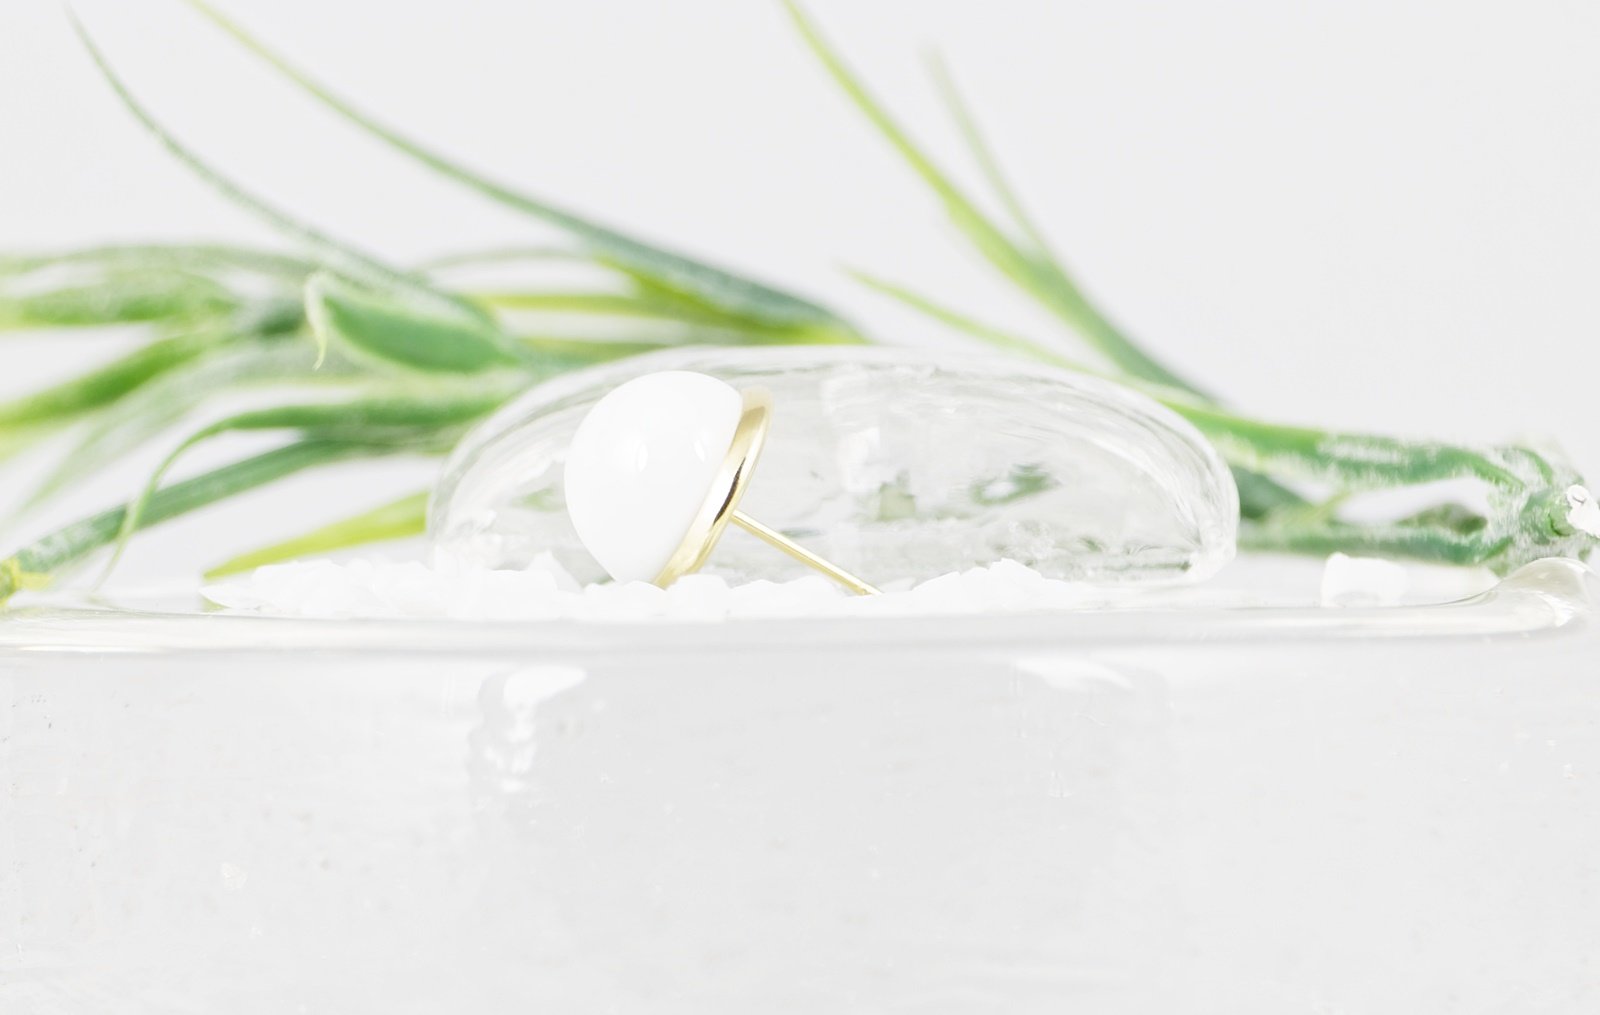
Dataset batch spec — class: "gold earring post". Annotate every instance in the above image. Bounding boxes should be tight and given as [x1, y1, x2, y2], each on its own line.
[652, 387, 879, 596]
[728, 511, 880, 596]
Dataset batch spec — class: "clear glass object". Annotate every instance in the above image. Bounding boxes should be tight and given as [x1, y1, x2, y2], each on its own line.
[1, 560, 1595, 1012]
[429, 347, 1239, 586]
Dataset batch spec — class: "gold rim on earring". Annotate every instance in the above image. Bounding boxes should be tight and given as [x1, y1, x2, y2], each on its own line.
[652, 387, 879, 596]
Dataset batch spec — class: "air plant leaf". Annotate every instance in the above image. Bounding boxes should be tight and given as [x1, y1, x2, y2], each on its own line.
[0, 332, 212, 433]
[479, 289, 862, 352]
[478, 289, 797, 333]
[1176, 406, 1523, 491]
[183, 0, 856, 336]
[0, 268, 235, 330]
[0, 243, 315, 282]
[0, 438, 393, 604]
[205, 490, 428, 578]
[100, 388, 509, 583]
[1241, 516, 1509, 567]
[69, 12, 477, 323]
[785, 1, 1207, 396]
[847, 270, 1092, 372]
[304, 273, 522, 375]
[18, 341, 353, 512]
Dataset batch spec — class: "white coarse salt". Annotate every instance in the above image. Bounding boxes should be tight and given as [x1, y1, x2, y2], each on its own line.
[203, 555, 1107, 622]
[1566, 485, 1600, 539]
[1319, 552, 1410, 607]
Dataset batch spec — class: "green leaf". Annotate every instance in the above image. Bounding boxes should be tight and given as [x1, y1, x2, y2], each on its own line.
[1240, 517, 1510, 568]
[419, 247, 588, 273]
[305, 273, 522, 375]
[0, 243, 314, 281]
[101, 387, 505, 585]
[19, 342, 335, 511]
[0, 332, 213, 432]
[1231, 468, 1311, 521]
[183, 0, 854, 334]
[481, 288, 861, 349]
[1176, 404, 1522, 491]
[1, 438, 393, 603]
[787, 1, 1207, 395]
[205, 490, 428, 578]
[926, 56, 1060, 267]
[0, 268, 235, 330]
[848, 270, 1094, 371]
[70, 12, 472, 322]
[479, 289, 775, 328]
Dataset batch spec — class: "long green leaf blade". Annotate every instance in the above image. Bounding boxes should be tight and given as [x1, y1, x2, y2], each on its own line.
[1176, 404, 1523, 490]
[849, 270, 1095, 372]
[205, 490, 428, 578]
[0, 332, 211, 431]
[784, 3, 1030, 279]
[926, 55, 1060, 264]
[70, 12, 468, 319]
[0, 269, 234, 330]
[305, 273, 522, 375]
[19, 343, 322, 510]
[787, 2, 1208, 395]
[99, 387, 508, 582]
[0, 243, 314, 281]
[1, 439, 391, 603]
[184, 0, 852, 333]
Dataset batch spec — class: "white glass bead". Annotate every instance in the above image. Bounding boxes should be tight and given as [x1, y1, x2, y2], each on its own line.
[562, 371, 744, 583]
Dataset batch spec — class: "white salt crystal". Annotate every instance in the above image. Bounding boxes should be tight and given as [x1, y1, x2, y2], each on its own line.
[730, 577, 845, 616]
[579, 579, 669, 619]
[203, 555, 1114, 622]
[1566, 485, 1600, 539]
[662, 573, 733, 620]
[1319, 552, 1410, 607]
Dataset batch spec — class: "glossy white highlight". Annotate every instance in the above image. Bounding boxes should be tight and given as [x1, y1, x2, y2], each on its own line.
[562, 371, 743, 584]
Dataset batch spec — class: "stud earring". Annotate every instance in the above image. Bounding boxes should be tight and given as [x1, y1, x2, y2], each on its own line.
[563, 370, 879, 595]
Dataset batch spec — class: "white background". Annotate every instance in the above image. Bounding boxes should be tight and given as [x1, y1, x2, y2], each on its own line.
[2, 0, 1597, 581]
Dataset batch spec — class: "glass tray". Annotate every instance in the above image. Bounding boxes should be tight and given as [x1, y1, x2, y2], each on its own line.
[3, 558, 1596, 1013]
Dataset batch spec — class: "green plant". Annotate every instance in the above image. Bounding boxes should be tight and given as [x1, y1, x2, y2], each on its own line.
[0, 2, 1592, 605]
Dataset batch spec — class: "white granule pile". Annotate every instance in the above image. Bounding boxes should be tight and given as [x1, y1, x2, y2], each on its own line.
[1318, 552, 1410, 607]
[203, 555, 1104, 622]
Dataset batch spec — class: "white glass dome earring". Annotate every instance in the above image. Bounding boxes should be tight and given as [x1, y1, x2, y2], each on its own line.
[563, 370, 879, 595]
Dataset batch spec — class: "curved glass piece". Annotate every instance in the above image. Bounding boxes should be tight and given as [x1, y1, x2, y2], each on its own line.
[429, 347, 1238, 586]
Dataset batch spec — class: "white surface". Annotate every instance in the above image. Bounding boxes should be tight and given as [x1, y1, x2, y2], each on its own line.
[2, 0, 1599, 584]
[563, 371, 743, 583]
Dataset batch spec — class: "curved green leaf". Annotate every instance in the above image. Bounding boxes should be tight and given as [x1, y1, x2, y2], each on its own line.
[787, 1, 1207, 395]
[184, 0, 853, 333]
[70, 12, 472, 323]
[0, 243, 314, 281]
[2, 438, 393, 603]
[101, 387, 507, 584]
[0, 332, 213, 432]
[205, 490, 428, 578]
[17, 342, 320, 510]
[0, 269, 234, 330]
[305, 273, 522, 375]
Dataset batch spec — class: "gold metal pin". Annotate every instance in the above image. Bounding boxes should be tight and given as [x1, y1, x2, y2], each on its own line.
[652, 388, 879, 595]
